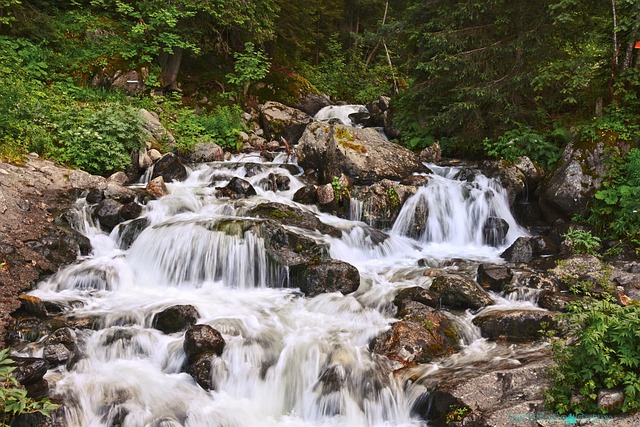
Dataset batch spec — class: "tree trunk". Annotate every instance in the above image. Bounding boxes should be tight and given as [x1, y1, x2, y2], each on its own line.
[158, 47, 184, 92]
[622, 7, 640, 70]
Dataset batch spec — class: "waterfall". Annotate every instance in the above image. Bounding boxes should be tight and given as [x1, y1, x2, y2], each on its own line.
[314, 105, 368, 127]
[22, 155, 531, 427]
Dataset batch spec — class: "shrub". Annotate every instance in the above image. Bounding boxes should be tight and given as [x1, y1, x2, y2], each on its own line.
[562, 228, 602, 256]
[545, 299, 640, 415]
[1, 348, 58, 426]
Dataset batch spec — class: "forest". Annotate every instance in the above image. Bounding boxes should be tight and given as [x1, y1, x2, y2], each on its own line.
[1, 0, 640, 421]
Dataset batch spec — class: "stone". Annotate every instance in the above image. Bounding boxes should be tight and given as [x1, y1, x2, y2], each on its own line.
[108, 171, 129, 185]
[116, 217, 149, 249]
[349, 180, 419, 229]
[183, 324, 225, 361]
[292, 185, 318, 205]
[247, 202, 341, 238]
[482, 217, 509, 247]
[259, 101, 312, 145]
[43, 327, 78, 367]
[393, 286, 439, 314]
[85, 188, 104, 204]
[140, 109, 176, 148]
[119, 202, 142, 221]
[12, 357, 49, 386]
[146, 176, 168, 198]
[477, 264, 513, 292]
[295, 93, 332, 116]
[472, 309, 557, 342]
[150, 153, 188, 183]
[94, 199, 123, 231]
[290, 260, 360, 297]
[103, 182, 136, 204]
[430, 274, 494, 310]
[184, 140, 225, 163]
[216, 177, 257, 199]
[597, 389, 624, 412]
[295, 121, 430, 186]
[500, 236, 533, 263]
[148, 149, 162, 162]
[153, 305, 200, 334]
[418, 142, 442, 163]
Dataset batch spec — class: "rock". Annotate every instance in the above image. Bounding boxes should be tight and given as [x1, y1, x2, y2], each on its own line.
[139, 150, 153, 170]
[482, 217, 509, 247]
[148, 149, 162, 162]
[316, 183, 336, 206]
[103, 182, 136, 204]
[108, 171, 129, 185]
[184, 140, 225, 163]
[259, 101, 312, 145]
[296, 121, 430, 185]
[538, 140, 612, 221]
[116, 217, 149, 249]
[246, 203, 341, 238]
[85, 188, 104, 204]
[153, 305, 200, 334]
[290, 260, 360, 297]
[500, 236, 533, 263]
[537, 290, 576, 312]
[150, 153, 187, 183]
[146, 176, 168, 198]
[530, 235, 559, 256]
[370, 306, 459, 370]
[12, 357, 49, 386]
[43, 343, 74, 367]
[140, 109, 176, 148]
[216, 177, 257, 199]
[43, 327, 78, 367]
[295, 93, 332, 116]
[598, 389, 624, 412]
[418, 142, 442, 163]
[430, 274, 494, 310]
[119, 202, 142, 221]
[257, 173, 290, 192]
[94, 199, 123, 231]
[477, 264, 513, 292]
[293, 185, 318, 205]
[183, 324, 225, 361]
[393, 286, 439, 314]
[484, 157, 543, 207]
[349, 180, 419, 229]
[472, 309, 557, 342]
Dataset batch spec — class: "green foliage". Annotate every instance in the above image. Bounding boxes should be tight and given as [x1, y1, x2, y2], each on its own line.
[1, 348, 58, 426]
[386, 187, 400, 208]
[562, 228, 602, 256]
[545, 299, 640, 415]
[446, 404, 471, 424]
[482, 124, 565, 170]
[226, 42, 271, 101]
[46, 104, 144, 176]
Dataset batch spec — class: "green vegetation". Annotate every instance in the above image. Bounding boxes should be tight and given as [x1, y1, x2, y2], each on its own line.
[1, 348, 58, 426]
[562, 228, 602, 257]
[545, 299, 640, 415]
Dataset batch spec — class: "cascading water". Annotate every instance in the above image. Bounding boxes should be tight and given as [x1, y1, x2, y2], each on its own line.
[20, 148, 534, 426]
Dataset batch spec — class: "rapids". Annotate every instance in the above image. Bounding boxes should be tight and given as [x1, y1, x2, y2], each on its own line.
[21, 138, 536, 426]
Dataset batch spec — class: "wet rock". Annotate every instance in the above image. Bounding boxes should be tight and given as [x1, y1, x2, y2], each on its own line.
[153, 305, 200, 334]
[103, 182, 136, 204]
[188, 353, 227, 391]
[108, 171, 129, 186]
[349, 180, 419, 229]
[293, 185, 318, 205]
[216, 177, 257, 199]
[295, 93, 332, 116]
[482, 217, 509, 247]
[116, 217, 150, 249]
[430, 274, 494, 310]
[477, 264, 513, 292]
[537, 290, 576, 312]
[150, 153, 187, 183]
[12, 357, 49, 385]
[290, 260, 360, 297]
[94, 199, 124, 231]
[146, 176, 168, 198]
[43, 327, 79, 367]
[296, 121, 429, 186]
[500, 236, 533, 263]
[393, 287, 439, 314]
[11, 405, 67, 427]
[119, 202, 142, 221]
[598, 389, 624, 412]
[530, 235, 559, 256]
[184, 140, 224, 163]
[259, 101, 312, 145]
[370, 306, 459, 370]
[472, 309, 557, 342]
[247, 202, 341, 238]
[85, 188, 104, 204]
[418, 142, 442, 163]
[518, 272, 565, 293]
[183, 324, 225, 360]
[257, 173, 290, 192]
[316, 183, 336, 207]
[26, 226, 92, 265]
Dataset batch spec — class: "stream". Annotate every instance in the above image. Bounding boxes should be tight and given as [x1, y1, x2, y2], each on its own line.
[16, 117, 542, 427]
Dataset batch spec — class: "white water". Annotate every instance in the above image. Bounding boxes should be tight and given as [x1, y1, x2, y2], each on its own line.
[314, 105, 368, 127]
[24, 154, 533, 427]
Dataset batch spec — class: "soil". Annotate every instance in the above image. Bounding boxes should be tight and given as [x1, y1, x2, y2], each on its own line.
[0, 154, 104, 348]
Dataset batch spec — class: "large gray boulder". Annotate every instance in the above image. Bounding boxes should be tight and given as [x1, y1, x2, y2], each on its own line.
[430, 274, 494, 310]
[139, 109, 176, 149]
[472, 308, 557, 342]
[349, 179, 423, 229]
[259, 101, 312, 145]
[296, 122, 430, 185]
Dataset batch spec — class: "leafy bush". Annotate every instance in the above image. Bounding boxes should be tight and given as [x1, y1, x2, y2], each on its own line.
[562, 228, 602, 256]
[226, 42, 271, 102]
[46, 104, 144, 176]
[1, 348, 58, 425]
[545, 299, 640, 415]
[483, 124, 565, 170]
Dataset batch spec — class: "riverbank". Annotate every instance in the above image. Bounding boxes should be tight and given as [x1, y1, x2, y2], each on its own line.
[0, 155, 104, 348]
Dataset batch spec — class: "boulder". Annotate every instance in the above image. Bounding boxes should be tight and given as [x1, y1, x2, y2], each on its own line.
[187, 353, 227, 391]
[216, 177, 257, 199]
[259, 101, 312, 145]
[103, 182, 136, 204]
[418, 142, 442, 163]
[500, 236, 533, 263]
[477, 264, 513, 292]
[472, 309, 557, 342]
[295, 93, 332, 116]
[94, 199, 124, 231]
[140, 109, 176, 149]
[108, 171, 129, 185]
[290, 260, 360, 297]
[430, 274, 494, 310]
[393, 286, 439, 314]
[295, 121, 429, 185]
[85, 188, 104, 204]
[370, 306, 459, 370]
[184, 140, 225, 163]
[146, 176, 168, 198]
[537, 290, 576, 312]
[12, 357, 49, 386]
[43, 327, 79, 367]
[119, 202, 142, 221]
[482, 217, 509, 247]
[153, 305, 200, 334]
[483, 156, 543, 207]
[183, 324, 225, 361]
[116, 217, 149, 249]
[150, 153, 187, 183]
[349, 180, 420, 229]
[247, 202, 341, 238]
[293, 185, 318, 205]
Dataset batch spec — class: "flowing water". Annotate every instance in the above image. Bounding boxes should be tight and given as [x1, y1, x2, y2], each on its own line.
[19, 126, 539, 426]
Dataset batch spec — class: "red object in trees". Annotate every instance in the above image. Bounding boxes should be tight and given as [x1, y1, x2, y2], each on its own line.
[635, 41, 640, 49]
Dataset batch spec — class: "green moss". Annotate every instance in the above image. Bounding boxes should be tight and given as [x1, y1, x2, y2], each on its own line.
[335, 127, 367, 154]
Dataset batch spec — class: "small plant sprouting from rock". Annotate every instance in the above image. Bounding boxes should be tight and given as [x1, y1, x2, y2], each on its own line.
[0, 348, 58, 426]
[445, 404, 471, 423]
[386, 187, 400, 208]
[331, 176, 350, 204]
